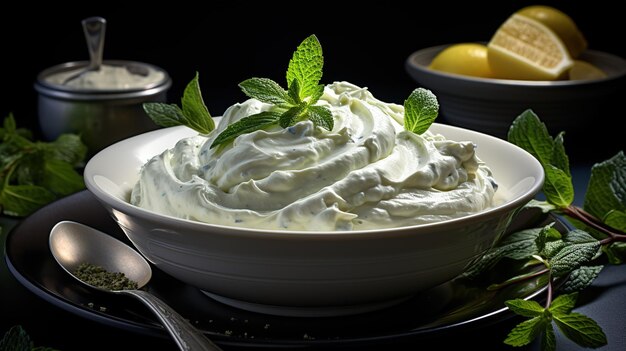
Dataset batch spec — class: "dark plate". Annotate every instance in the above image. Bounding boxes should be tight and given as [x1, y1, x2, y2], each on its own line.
[5, 190, 560, 349]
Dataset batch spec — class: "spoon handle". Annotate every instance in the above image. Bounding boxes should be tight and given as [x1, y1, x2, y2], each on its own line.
[123, 289, 223, 351]
[82, 16, 106, 70]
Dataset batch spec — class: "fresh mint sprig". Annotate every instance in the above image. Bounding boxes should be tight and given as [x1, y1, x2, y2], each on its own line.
[466, 109, 625, 351]
[143, 72, 215, 134]
[210, 34, 332, 148]
[0, 114, 86, 217]
[0, 325, 60, 350]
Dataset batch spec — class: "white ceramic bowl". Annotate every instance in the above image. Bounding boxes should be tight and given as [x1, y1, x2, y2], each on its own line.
[405, 45, 626, 149]
[84, 122, 543, 317]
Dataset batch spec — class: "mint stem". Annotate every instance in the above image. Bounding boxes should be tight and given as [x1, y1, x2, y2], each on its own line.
[545, 272, 554, 308]
[563, 205, 626, 244]
[489, 267, 549, 290]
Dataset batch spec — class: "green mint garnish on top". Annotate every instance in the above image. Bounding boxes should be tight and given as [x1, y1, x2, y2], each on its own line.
[143, 72, 215, 134]
[210, 34, 332, 148]
[143, 34, 439, 148]
[402, 87, 439, 134]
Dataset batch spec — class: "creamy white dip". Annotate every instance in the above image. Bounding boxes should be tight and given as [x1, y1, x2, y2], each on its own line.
[130, 82, 497, 231]
[46, 64, 165, 90]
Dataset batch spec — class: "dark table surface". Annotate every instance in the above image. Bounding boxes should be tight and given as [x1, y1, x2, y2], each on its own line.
[1, 164, 624, 351]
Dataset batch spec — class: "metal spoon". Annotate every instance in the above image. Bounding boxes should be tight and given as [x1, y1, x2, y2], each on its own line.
[63, 17, 106, 85]
[49, 220, 223, 351]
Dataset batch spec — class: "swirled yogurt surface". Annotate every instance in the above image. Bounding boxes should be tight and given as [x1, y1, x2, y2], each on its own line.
[46, 64, 166, 90]
[130, 82, 497, 231]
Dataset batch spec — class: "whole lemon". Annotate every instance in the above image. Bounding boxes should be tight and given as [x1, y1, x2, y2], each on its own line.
[429, 43, 496, 78]
[516, 5, 588, 58]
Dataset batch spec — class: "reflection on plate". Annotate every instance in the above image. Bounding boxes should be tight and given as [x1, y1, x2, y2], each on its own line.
[6, 190, 560, 348]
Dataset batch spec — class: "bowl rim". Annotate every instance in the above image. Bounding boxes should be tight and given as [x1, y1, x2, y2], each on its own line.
[84, 123, 545, 239]
[406, 43, 626, 87]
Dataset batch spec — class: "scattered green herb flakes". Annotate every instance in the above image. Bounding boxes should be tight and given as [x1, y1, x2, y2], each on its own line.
[74, 263, 138, 291]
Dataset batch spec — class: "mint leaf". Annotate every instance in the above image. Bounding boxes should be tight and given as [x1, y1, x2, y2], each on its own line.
[535, 222, 557, 254]
[584, 151, 626, 219]
[542, 240, 566, 258]
[240, 78, 293, 105]
[45, 134, 87, 166]
[143, 103, 188, 127]
[403, 88, 439, 135]
[552, 132, 570, 177]
[279, 105, 306, 128]
[2, 113, 17, 134]
[0, 184, 56, 217]
[604, 209, 626, 231]
[504, 315, 546, 347]
[549, 242, 600, 277]
[564, 229, 599, 244]
[461, 228, 540, 279]
[307, 105, 333, 131]
[549, 292, 577, 314]
[543, 165, 574, 208]
[507, 109, 554, 166]
[286, 34, 323, 100]
[214, 35, 331, 148]
[42, 159, 85, 196]
[542, 324, 557, 351]
[553, 312, 607, 348]
[308, 84, 325, 105]
[525, 199, 557, 213]
[505, 299, 544, 317]
[0, 325, 33, 350]
[561, 266, 603, 292]
[287, 78, 302, 105]
[1, 115, 86, 217]
[501, 227, 544, 259]
[604, 242, 626, 264]
[181, 72, 215, 133]
[210, 111, 281, 148]
[143, 74, 214, 134]
[508, 110, 574, 208]
[461, 227, 542, 278]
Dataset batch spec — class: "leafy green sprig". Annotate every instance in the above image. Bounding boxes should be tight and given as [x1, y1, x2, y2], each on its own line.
[143, 35, 334, 149]
[143, 72, 214, 134]
[143, 34, 440, 149]
[466, 109, 625, 350]
[0, 325, 59, 350]
[0, 114, 86, 217]
[210, 34, 333, 148]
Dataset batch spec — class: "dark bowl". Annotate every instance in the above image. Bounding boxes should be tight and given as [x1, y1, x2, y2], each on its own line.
[405, 44, 626, 161]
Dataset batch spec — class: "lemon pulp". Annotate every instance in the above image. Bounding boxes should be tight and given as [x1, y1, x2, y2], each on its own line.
[516, 5, 588, 58]
[487, 14, 574, 80]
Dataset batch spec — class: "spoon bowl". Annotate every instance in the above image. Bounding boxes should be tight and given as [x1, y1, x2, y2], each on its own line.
[49, 220, 222, 351]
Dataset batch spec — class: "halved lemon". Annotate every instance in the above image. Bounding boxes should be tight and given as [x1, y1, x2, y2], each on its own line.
[516, 5, 587, 58]
[568, 60, 607, 80]
[487, 14, 574, 80]
[429, 43, 495, 78]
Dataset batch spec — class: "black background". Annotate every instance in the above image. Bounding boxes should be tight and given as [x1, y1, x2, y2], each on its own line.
[0, 1, 624, 145]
